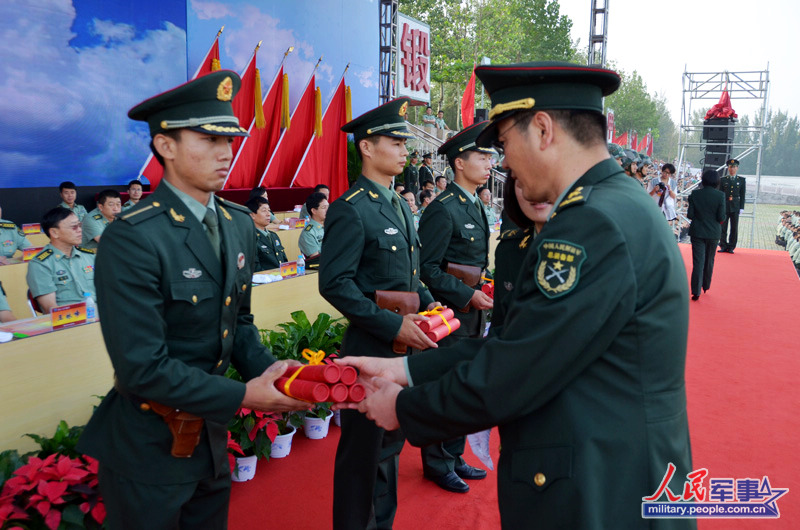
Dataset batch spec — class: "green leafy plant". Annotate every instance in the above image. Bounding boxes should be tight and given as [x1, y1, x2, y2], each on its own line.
[0, 450, 25, 491]
[276, 412, 304, 435]
[261, 311, 347, 362]
[227, 408, 279, 461]
[23, 421, 85, 460]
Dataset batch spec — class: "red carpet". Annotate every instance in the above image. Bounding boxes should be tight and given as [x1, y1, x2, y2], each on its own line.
[230, 245, 799, 529]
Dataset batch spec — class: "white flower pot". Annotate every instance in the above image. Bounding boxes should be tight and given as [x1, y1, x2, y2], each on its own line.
[270, 425, 297, 458]
[231, 454, 258, 482]
[333, 409, 341, 427]
[303, 410, 334, 439]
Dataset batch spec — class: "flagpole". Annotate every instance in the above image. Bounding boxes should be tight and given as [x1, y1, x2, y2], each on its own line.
[191, 26, 224, 79]
[289, 64, 349, 187]
[258, 56, 324, 187]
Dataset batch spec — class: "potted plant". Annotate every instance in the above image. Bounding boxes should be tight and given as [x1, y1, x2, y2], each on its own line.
[271, 412, 304, 459]
[227, 408, 280, 481]
[303, 402, 334, 439]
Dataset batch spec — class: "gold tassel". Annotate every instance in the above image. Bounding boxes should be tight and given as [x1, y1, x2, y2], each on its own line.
[282, 73, 290, 129]
[345, 85, 352, 122]
[254, 68, 266, 129]
[315, 87, 322, 137]
[211, 58, 221, 72]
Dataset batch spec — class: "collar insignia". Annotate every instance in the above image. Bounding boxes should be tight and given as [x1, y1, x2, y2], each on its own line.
[384, 228, 399, 235]
[182, 268, 203, 279]
[169, 208, 185, 223]
[219, 205, 232, 221]
[459, 195, 467, 203]
[368, 191, 380, 199]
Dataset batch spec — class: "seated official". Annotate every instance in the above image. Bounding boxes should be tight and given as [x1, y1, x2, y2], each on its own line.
[57, 181, 88, 221]
[122, 180, 143, 210]
[0, 282, 16, 322]
[434, 175, 448, 195]
[298, 184, 330, 219]
[0, 203, 32, 264]
[393, 183, 405, 194]
[81, 189, 122, 250]
[417, 189, 434, 217]
[246, 197, 287, 271]
[248, 186, 280, 227]
[298, 191, 327, 267]
[477, 185, 498, 227]
[27, 207, 96, 314]
[400, 188, 419, 228]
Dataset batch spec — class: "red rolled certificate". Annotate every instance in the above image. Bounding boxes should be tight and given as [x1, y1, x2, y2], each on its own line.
[275, 377, 330, 403]
[339, 366, 358, 386]
[284, 364, 341, 384]
[348, 383, 366, 403]
[416, 308, 455, 332]
[481, 282, 494, 299]
[329, 383, 349, 403]
[425, 317, 461, 342]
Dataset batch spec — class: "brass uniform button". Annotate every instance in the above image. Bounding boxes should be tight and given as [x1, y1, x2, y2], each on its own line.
[242, 284, 247, 291]
[391, 245, 397, 251]
[216, 359, 223, 368]
[413, 269, 416, 275]
[153, 202, 160, 207]
[223, 329, 229, 339]
[140, 402, 151, 412]
[411, 246, 414, 253]
[225, 296, 231, 306]
[470, 237, 475, 241]
[534, 473, 546, 487]
[192, 295, 198, 303]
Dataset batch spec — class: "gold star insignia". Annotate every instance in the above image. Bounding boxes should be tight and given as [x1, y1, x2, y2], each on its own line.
[553, 261, 563, 270]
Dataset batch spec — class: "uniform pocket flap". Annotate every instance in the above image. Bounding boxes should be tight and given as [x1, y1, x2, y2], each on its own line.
[170, 280, 214, 305]
[376, 236, 408, 252]
[511, 445, 573, 491]
[459, 229, 480, 241]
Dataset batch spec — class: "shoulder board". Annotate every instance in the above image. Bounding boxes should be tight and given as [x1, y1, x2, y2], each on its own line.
[76, 246, 96, 254]
[35, 248, 53, 261]
[0, 222, 16, 229]
[92, 213, 103, 220]
[555, 185, 593, 212]
[498, 228, 520, 240]
[344, 187, 366, 203]
[217, 198, 250, 215]
[120, 202, 163, 224]
[437, 192, 455, 203]
[304, 224, 313, 232]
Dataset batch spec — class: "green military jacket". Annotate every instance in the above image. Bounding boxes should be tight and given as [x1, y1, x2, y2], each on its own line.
[319, 175, 433, 359]
[0, 220, 31, 258]
[491, 214, 535, 330]
[398, 159, 693, 529]
[687, 186, 726, 240]
[122, 200, 138, 211]
[418, 182, 489, 312]
[419, 164, 434, 187]
[719, 175, 746, 213]
[298, 218, 324, 258]
[78, 183, 275, 484]
[27, 243, 96, 304]
[81, 208, 111, 249]
[254, 228, 287, 271]
[59, 201, 88, 221]
[403, 164, 420, 194]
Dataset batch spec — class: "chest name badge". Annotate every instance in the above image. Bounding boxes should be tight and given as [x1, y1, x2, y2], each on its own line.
[384, 228, 399, 235]
[535, 239, 587, 299]
[182, 268, 202, 279]
[464, 223, 475, 229]
[237, 252, 246, 270]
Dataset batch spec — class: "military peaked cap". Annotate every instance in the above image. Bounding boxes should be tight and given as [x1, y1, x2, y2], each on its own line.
[727, 158, 740, 167]
[437, 121, 495, 161]
[341, 97, 414, 142]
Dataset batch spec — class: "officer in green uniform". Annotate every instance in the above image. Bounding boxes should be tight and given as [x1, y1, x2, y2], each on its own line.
[419, 152, 435, 188]
[57, 181, 88, 221]
[403, 151, 420, 195]
[81, 189, 122, 250]
[245, 196, 287, 271]
[27, 207, 96, 314]
[718, 158, 746, 253]
[416, 121, 494, 493]
[319, 97, 438, 529]
[76, 70, 307, 530]
[298, 191, 327, 267]
[123, 180, 144, 210]
[340, 62, 694, 530]
[0, 204, 32, 261]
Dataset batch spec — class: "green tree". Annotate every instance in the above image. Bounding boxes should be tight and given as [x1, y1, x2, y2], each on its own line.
[604, 68, 658, 138]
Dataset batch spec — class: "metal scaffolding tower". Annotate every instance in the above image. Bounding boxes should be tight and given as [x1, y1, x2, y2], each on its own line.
[379, 0, 398, 104]
[676, 67, 770, 247]
[587, 0, 609, 66]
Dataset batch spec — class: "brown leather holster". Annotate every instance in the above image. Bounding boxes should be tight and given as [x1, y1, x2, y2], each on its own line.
[375, 290, 420, 354]
[446, 262, 483, 312]
[147, 400, 204, 458]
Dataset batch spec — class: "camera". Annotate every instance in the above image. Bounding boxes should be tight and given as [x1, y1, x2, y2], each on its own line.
[656, 182, 667, 191]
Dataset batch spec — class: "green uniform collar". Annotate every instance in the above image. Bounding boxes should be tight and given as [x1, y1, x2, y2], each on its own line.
[306, 218, 323, 230]
[453, 182, 479, 204]
[160, 179, 216, 224]
[372, 180, 397, 204]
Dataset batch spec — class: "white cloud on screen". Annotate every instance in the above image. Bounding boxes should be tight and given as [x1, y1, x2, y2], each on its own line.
[353, 67, 377, 89]
[190, 0, 234, 20]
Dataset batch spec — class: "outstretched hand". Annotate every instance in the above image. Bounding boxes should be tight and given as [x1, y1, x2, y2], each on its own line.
[357, 376, 403, 431]
[241, 361, 312, 412]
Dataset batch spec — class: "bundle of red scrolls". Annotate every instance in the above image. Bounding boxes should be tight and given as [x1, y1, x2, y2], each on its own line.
[415, 307, 461, 342]
[274, 349, 366, 403]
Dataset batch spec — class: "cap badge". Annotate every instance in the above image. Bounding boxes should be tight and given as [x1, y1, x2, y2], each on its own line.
[217, 77, 234, 102]
[399, 101, 408, 117]
[384, 228, 399, 235]
[237, 252, 246, 270]
[182, 268, 203, 279]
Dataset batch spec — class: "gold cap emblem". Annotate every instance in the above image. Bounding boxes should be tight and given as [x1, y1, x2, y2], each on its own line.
[399, 101, 408, 117]
[217, 76, 234, 101]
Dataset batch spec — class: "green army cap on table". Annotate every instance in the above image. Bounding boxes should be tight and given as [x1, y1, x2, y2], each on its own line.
[341, 97, 414, 142]
[474, 61, 621, 146]
[727, 158, 740, 167]
[128, 69, 249, 138]
[437, 120, 494, 161]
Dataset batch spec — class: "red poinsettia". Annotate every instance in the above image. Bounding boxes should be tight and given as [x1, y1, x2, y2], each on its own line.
[227, 408, 282, 462]
[0, 454, 105, 530]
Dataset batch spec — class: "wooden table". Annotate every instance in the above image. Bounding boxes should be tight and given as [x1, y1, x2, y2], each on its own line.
[0, 261, 33, 319]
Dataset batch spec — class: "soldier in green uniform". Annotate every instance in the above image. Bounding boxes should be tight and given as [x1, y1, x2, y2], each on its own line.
[403, 151, 420, 195]
[245, 196, 287, 271]
[298, 184, 330, 220]
[416, 121, 494, 493]
[81, 189, 122, 250]
[298, 191, 327, 267]
[319, 97, 439, 529]
[123, 180, 144, 210]
[419, 152, 435, 189]
[27, 207, 96, 314]
[718, 158, 746, 253]
[76, 70, 307, 530]
[57, 181, 88, 221]
[0, 204, 32, 262]
[339, 62, 694, 530]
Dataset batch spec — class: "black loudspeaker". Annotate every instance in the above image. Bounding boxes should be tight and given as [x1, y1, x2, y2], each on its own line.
[475, 108, 488, 122]
[703, 118, 736, 143]
[703, 152, 728, 169]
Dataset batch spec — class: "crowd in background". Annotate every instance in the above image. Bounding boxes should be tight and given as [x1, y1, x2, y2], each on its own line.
[776, 210, 800, 275]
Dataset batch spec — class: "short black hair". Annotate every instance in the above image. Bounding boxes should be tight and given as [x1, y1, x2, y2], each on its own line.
[662, 163, 676, 175]
[59, 181, 77, 192]
[419, 189, 433, 203]
[128, 180, 143, 189]
[313, 184, 330, 193]
[400, 189, 414, 199]
[477, 185, 490, 195]
[248, 186, 268, 201]
[245, 196, 270, 214]
[447, 150, 472, 172]
[503, 175, 534, 230]
[306, 191, 327, 214]
[150, 129, 182, 167]
[42, 207, 75, 238]
[435, 175, 447, 184]
[97, 189, 121, 205]
[701, 169, 720, 188]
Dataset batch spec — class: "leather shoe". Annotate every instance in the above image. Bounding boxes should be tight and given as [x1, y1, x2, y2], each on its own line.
[727, 249, 735, 254]
[718, 248, 728, 253]
[454, 463, 487, 480]
[424, 471, 469, 493]
[691, 295, 699, 301]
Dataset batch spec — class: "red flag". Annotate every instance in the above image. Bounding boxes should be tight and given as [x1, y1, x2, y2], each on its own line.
[260, 74, 317, 188]
[461, 67, 476, 128]
[137, 31, 223, 189]
[647, 133, 654, 157]
[291, 76, 348, 201]
[630, 132, 638, 151]
[613, 132, 628, 147]
[636, 135, 647, 153]
[224, 66, 285, 189]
